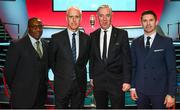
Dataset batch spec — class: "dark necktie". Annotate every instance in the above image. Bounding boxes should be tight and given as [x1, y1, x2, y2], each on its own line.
[36, 41, 43, 58]
[72, 33, 76, 63]
[145, 36, 151, 51]
[102, 31, 107, 62]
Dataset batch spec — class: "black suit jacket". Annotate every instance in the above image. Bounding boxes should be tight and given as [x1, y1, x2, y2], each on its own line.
[48, 29, 90, 98]
[5, 35, 49, 108]
[89, 27, 132, 91]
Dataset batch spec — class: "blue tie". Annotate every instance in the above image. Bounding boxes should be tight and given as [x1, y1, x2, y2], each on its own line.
[72, 33, 76, 63]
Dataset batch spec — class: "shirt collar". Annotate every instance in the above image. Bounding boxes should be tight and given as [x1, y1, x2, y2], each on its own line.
[67, 28, 79, 36]
[101, 25, 112, 33]
[28, 33, 41, 45]
[144, 31, 156, 41]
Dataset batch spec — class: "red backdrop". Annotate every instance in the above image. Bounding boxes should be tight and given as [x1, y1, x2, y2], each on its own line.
[26, 0, 164, 34]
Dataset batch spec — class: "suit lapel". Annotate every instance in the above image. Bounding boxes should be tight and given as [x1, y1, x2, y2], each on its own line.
[139, 36, 147, 58]
[107, 27, 117, 59]
[25, 35, 40, 59]
[145, 34, 160, 62]
[63, 30, 74, 62]
[77, 31, 83, 62]
[41, 39, 47, 59]
[95, 29, 101, 60]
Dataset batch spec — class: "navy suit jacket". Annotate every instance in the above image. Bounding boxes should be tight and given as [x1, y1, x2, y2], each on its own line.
[131, 33, 176, 96]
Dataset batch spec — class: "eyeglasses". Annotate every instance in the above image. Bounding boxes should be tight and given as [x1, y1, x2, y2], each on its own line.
[29, 25, 43, 29]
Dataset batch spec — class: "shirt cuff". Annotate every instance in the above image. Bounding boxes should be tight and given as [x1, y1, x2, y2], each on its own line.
[130, 88, 136, 91]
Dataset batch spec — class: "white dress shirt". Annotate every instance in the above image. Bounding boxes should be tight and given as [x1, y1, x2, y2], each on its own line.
[67, 29, 79, 60]
[144, 32, 156, 48]
[100, 26, 112, 59]
[28, 34, 43, 55]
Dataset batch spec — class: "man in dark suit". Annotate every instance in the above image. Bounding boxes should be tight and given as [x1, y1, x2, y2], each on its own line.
[130, 10, 176, 108]
[89, 4, 132, 108]
[5, 17, 49, 108]
[48, 6, 90, 108]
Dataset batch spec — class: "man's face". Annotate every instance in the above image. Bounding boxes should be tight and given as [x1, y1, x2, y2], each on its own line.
[28, 19, 43, 40]
[141, 14, 158, 35]
[97, 7, 112, 30]
[67, 8, 81, 32]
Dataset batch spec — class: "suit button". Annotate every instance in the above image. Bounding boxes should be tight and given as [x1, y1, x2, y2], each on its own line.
[153, 78, 156, 80]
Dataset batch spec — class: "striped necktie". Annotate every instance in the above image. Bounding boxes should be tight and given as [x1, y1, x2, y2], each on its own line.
[36, 41, 43, 58]
[72, 33, 76, 63]
[145, 36, 151, 50]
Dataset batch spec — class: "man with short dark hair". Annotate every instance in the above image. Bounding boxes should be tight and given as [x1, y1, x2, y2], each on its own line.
[130, 10, 176, 108]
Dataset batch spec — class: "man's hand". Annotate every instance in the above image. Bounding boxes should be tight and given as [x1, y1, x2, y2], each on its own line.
[90, 79, 94, 87]
[130, 89, 138, 101]
[122, 83, 131, 92]
[164, 95, 175, 108]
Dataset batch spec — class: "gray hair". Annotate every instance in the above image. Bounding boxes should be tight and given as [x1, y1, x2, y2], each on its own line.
[66, 6, 82, 16]
[97, 4, 112, 15]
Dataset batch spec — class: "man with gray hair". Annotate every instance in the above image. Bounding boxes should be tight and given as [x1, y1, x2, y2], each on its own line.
[89, 4, 132, 108]
[49, 6, 90, 108]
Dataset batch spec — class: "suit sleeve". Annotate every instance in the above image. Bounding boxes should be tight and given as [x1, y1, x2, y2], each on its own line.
[122, 30, 132, 83]
[48, 35, 58, 73]
[165, 38, 177, 96]
[5, 41, 20, 90]
[89, 33, 94, 79]
[130, 40, 137, 88]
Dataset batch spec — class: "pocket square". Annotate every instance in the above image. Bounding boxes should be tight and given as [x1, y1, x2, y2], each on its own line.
[154, 49, 164, 52]
[115, 42, 120, 45]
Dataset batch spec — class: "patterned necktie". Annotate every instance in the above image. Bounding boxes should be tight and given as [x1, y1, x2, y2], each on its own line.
[36, 41, 43, 58]
[102, 31, 107, 62]
[72, 33, 76, 63]
[145, 36, 151, 50]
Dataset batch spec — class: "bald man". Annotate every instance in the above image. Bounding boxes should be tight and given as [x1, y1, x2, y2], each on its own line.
[5, 17, 49, 108]
[48, 6, 90, 108]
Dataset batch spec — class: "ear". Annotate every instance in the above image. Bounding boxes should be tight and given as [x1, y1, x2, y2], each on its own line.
[80, 15, 82, 21]
[66, 16, 68, 22]
[156, 20, 159, 26]
[140, 20, 143, 26]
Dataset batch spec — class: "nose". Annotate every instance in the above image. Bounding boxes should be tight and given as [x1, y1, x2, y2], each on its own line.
[103, 16, 107, 21]
[36, 26, 42, 31]
[147, 21, 151, 25]
[73, 17, 76, 22]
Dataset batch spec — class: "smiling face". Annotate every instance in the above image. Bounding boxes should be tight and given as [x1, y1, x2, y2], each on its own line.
[28, 18, 43, 40]
[141, 11, 158, 35]
[66, 7, 82, 32]
[97, 6, 112, 30]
